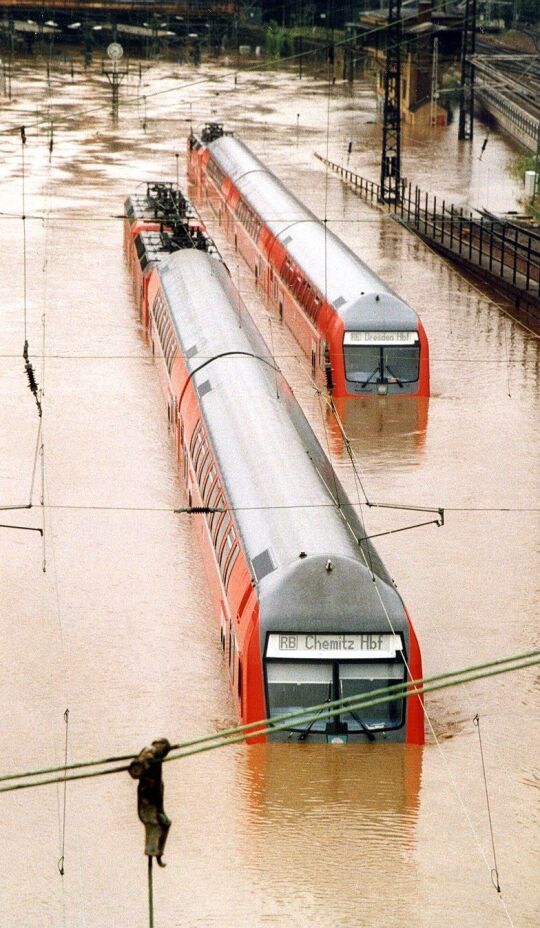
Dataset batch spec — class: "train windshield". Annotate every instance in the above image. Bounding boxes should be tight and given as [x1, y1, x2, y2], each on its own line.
[339, 662, 405, 730]
[266, 662, 333, 731]
[343, 332, 419, 385]
[266, 660, 405, 733]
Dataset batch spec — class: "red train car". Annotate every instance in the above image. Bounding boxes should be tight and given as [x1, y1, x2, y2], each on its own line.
[127, 188, 425, 744]
[187, 125, 430, 400]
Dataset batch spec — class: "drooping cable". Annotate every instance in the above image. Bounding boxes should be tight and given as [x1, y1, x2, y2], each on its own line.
[57, 708, 69, 877]
[0, 651, 537, 794]
[473, 714, 502, 893]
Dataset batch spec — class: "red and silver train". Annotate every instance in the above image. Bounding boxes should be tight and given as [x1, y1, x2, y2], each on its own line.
[124, 184, 424, 744]
[187, 124, 430, 400]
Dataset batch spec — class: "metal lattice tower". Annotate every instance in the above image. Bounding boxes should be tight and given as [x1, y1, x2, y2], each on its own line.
[380, 0, 402, 204]
[458, 0, 477, 140]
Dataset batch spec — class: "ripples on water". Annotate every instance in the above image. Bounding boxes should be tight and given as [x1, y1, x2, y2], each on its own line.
[0, 55, 538, 927]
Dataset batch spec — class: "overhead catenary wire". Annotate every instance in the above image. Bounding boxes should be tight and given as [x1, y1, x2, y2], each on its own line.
[3, 49, 536, 912]
[0, 656, 536, 807]
[0, 649, 537, 790]
[312, 376, 516, 916]
[2, 500, 537, 515]
[474, 713, 502, 894]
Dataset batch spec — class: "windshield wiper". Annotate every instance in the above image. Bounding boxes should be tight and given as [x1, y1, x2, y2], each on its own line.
[360, 366, 381, 388]
[384, 364, 404, 388]
[349, 710, 375, 741]
[298, 692, 332, 741]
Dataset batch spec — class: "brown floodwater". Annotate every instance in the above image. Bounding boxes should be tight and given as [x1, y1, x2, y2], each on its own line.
[0, 55, 538, 928]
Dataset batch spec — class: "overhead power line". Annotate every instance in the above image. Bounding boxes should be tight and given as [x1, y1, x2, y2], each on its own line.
[0, 649, 537, 794]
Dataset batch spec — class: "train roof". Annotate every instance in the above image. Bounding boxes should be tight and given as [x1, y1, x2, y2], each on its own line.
[206, 135, 419, 332]
[158, 250, 407, 628]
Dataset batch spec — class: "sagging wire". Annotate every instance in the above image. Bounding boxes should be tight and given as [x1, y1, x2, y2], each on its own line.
[20, 126, 43, 420]
[23, 340, 42, 418]
[322, 393, 444, 535]
[478, 129, 490, 162]
[57, 708, 69, 877]
[0, 650, 537, 794]
[310, 401, 507, 915]
[267, 318, 280, 400]
[315, 390, 342, 511]
[177, 351, 280, 414]
[21, 126, 28, 341]
[474, 714, 501, 893]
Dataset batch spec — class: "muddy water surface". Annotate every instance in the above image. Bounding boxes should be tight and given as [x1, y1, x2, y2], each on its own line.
[0, 56, 538, 928]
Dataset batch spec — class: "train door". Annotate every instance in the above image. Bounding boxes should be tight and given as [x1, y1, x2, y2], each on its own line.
[220, 608, 227, 652]
[177, 415, 184, 463]
[279, 295, 284, 321]
[181, 421, 188, 482]
[229, 623, 236, 682]
[311, 340, 317, 375]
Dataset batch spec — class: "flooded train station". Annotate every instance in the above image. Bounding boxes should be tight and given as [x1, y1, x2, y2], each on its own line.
[0, 6, 539, 927]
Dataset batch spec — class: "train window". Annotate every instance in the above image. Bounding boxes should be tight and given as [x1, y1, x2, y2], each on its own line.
[197, 448, 212, 483]
[223, 544, 239, 590]
[202, 465, 217, 502]
[344, 343, 381, 383]
[266, 662, 333, 732]
[214, 511, 231, 552]
[339, 662, 405, 731]
[282, 259, 295, 287]
[344, 341, 419, 385]
[207, 480, 221, 514]
[210, 495, 225, 535]
[152, 297, 164, 332]
[167, 346, 178, 373]
[383, 345, 420, 383]
[162, 325, 175, 365]
[219, 527, 234, 568]
[229, 627, 236, 677]
[189, 421, 202, 457]
[193, 436, 208, 473]
[304, 289, 315, 320]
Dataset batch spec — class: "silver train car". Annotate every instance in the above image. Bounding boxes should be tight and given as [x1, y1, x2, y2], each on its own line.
[140, 243, 424, 743]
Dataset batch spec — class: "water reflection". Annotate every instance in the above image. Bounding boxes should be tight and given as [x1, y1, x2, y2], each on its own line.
[237, 744, 423, 924]
[0, 55, 538, 928]
[327, 397, 429, 462]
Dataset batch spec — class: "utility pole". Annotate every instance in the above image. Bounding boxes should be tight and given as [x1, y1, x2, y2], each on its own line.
[380, 0, 402, 204]
[533, 128, 540, 208]
[430, 36, 439, 127]
[104, 42, 126, 117]
[458, 0, 476, 141]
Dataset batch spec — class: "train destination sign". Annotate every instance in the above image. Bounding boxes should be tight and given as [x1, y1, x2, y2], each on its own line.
[266, 633, 402, 660]
[344, 331, 418, 345]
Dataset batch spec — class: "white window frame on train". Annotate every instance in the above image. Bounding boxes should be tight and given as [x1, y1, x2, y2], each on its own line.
[264, 633, 406, 735]
[189, 420, 239, 592]
[343, 330, 420, 386]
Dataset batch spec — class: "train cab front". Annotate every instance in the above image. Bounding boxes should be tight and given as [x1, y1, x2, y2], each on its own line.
[337, 294, 430, 398]
[265, 631, 407, 744]
[258, 555, 423, 744]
